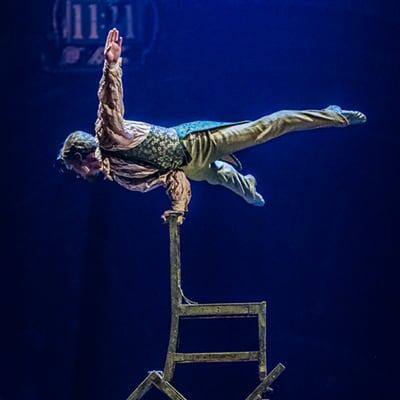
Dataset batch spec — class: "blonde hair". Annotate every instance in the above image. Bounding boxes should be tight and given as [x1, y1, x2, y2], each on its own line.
[57, 131, 97, 169]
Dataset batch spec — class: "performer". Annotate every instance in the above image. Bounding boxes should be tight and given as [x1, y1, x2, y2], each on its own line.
[58, 28, 366, 223]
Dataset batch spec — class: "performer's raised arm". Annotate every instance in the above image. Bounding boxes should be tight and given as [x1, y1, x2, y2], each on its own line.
[95, 28, 127, 147]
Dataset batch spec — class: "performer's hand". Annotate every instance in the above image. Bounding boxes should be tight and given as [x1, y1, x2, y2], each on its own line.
[161, 210, 185, 225]
[104, 28, 123, 64]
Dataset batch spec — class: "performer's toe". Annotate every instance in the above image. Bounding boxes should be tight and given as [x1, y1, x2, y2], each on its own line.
[246, 174, 266, 206]
[347, 111, 367, 125]
[252, 193, 266, 207]
[325, 104, 367, 125]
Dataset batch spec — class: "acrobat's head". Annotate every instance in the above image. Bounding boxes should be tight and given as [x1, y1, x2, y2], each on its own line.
[57, 131, 102, 180]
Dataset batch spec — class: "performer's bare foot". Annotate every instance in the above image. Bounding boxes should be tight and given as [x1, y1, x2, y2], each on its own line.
[325, 105, 367, 125]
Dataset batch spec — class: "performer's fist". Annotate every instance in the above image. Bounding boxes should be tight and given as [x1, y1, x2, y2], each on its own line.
[161, 210, 185, 225]
[104, 28, 123, 64]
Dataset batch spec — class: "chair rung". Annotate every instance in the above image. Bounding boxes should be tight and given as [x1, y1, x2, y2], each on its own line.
[178, 302, 265, 318]
[173, 351, 260, 363]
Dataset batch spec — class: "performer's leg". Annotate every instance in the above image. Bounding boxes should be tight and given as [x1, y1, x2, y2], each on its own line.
[182, 108, 349, 169]
[185, 161, 265, 206]
[209, 109, 350, 161]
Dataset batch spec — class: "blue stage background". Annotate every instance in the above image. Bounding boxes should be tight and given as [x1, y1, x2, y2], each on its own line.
[2, 1, 399, 399]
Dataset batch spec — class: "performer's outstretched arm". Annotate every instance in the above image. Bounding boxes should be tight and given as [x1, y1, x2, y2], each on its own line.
[95, 28, 127, 146]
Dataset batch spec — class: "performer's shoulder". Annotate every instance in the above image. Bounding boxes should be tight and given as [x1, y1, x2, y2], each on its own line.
[123, 119, 153, 132]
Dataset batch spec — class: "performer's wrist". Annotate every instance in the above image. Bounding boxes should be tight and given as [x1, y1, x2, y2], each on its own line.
[161, 210, 186, 224]
[105, 57, 121, 69]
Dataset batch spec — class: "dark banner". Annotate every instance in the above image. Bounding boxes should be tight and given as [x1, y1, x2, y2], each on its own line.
[43, 0, 159, 72]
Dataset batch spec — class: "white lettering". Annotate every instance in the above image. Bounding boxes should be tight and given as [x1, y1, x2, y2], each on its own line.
[87, 47, 105, 65]
[61, 46, 84, 64]
[125, 4, 135, 39]
[72, 4, 83, 39]
[89, 4, 99, 39]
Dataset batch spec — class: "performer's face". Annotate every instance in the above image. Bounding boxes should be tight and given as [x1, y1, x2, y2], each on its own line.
[72, 152, 102, 179]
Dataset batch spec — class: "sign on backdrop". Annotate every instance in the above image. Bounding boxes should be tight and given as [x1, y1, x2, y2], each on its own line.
[43, 0, 159, 72]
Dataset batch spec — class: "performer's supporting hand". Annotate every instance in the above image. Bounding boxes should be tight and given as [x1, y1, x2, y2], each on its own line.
[161, 210, 185, 225]
[104, 28, 123, 64]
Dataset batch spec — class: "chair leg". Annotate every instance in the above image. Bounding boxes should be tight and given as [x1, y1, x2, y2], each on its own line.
[258, 301, 267, 380]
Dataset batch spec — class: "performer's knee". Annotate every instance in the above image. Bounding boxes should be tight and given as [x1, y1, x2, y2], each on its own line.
[251, 111, 289, 139]
[267, 110, 292, 123]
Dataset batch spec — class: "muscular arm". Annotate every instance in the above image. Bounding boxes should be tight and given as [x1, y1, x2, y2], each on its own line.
[162, 170, 192, 224]
[96, 30, 190, 224]
[95, 28, 128, 147]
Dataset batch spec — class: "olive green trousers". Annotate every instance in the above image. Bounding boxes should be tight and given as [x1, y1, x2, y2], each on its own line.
[182, 109, 349, 205]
